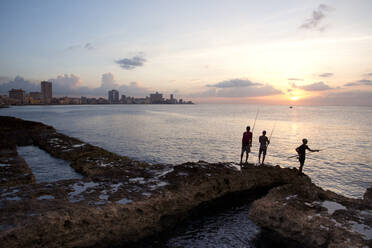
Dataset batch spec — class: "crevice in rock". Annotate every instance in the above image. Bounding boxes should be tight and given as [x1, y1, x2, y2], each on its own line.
[115, 186, 281, 248]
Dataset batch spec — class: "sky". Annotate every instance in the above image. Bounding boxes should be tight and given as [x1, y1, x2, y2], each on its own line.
[0, 0, 372, 105]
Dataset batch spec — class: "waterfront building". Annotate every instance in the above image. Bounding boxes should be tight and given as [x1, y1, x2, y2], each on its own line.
[150, 92, 163, 104]
[8, 89, 25, 104]
[120, 95, 126, 104]
[81, 97, 87, 104]
[169, 94, 177, 104]
[29, 92, 42, 104]
[41, 81, 52, 104]
[108, 90, 119, 103]
[97, 98, 109, 104]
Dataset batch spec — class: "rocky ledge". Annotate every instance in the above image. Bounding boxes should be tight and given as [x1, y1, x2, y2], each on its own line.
[0, 116, 371, 247]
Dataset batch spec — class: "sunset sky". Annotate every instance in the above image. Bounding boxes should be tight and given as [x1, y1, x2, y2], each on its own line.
[1, 0, 372, 105]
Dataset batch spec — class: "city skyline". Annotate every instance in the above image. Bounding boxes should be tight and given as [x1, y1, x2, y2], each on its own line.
[3, 80, 192, 105]
[1, 1, 372, 105]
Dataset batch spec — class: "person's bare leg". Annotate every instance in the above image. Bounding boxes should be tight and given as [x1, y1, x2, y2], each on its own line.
[298, 159, 304, 174]
[258, 152, 261, 164]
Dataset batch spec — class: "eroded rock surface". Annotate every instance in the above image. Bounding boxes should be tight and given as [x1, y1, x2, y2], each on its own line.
[0, 142, 35, 187]
[249, 177, 372, 248]
[0, 116, 371, 248]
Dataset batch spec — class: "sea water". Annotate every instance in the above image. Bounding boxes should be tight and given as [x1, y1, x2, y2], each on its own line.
[1, 104, 371, 198]
[2, 104, 371, 247]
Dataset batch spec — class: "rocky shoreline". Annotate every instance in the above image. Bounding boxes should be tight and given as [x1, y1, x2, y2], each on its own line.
[0, 116, 371, 247]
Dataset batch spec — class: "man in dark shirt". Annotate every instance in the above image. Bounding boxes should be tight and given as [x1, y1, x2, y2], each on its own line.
[240, 126, 252, 165]
[296, 138, 319, 174]
[259, 130, 270, 165]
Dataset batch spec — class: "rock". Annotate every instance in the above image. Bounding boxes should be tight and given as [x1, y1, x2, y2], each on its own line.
[249, 179, 372, 248]
[364, 187, 372, 205]
[0, 142, 35, 187]
[0, 116, 371, 248]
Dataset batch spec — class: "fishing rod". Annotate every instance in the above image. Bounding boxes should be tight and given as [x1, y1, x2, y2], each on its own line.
[258, 121, 276, 165]
[251, 109, 259, 133]
[268, 121, 276, 144]
[288, 149, 323, 159]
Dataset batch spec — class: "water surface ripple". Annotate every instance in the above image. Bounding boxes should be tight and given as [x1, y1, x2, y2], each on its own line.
[2, 104, 371, 198]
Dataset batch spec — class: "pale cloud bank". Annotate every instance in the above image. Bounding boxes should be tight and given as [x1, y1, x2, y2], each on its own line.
[344, 79, 372, 87]
[298, 90, 372, 106]
[292, 81, 333, 91]
[319, 72, 334, 78]
[0, 76, 39, 93]
[206, 79, 261, 88]
[195, 79, 282, 98]
[287, 78, 303, 81]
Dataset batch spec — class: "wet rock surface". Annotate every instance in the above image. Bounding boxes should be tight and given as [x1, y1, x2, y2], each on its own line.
[249, 177, 372, 247]
[0, 142, 35, 187]
[0, 116, 371, 248]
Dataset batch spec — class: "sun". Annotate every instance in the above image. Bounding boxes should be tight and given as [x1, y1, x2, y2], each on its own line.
[290, 95, 300, 101]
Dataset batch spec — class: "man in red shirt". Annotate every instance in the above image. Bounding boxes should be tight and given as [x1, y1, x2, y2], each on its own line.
[240, 126, 252, 165]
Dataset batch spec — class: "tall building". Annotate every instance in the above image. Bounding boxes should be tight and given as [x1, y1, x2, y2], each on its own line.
[41, 81, 52, 104]
[120, 95, 126, 104]
[150, 92, 163, 104]
[8, 89, 25, 104]
[108, 89, 119, 103]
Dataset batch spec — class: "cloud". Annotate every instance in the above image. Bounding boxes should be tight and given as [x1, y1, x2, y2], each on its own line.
[0, 74, 150, 97]
[299, 4, 333, 31]
[47, 74, 83, 95]
[66, 42, 95, 51]
[115, 56, 146, 70]
[344, 79, 372, 87]
[293, 81, 333, 91]
[319, 72, 334, 78]
[101, 73, 116, 88]
[365, 73, 372, 77]
[288, 78, 303, 81]
[0, 76, 11, 84]
[298, 90, 372, 106]
[206, 79, 261, 88]
[194, 79, 281, 98]
[90, 73, 150, 97]
[0, 76, 39, 94]
[84, 43, 95, 50]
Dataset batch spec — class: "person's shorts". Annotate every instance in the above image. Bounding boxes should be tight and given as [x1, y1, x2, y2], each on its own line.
[259, 147, 267, 155]
[242, 145, 251, 153]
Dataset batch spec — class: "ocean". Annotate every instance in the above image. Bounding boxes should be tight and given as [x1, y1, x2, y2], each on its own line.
[1, 104, 371, 198]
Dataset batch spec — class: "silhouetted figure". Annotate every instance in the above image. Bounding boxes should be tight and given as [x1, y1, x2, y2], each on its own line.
[240, 126, 252, 164]
[258, 130, 270, 165]
[296, 138, 319, 174]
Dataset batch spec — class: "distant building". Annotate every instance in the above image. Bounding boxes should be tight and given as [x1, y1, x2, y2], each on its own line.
[30, 92, 41, 100]
[8, 89, 25, 104]
[169, 94, 177, 104]
[120, 95, 126, 104]
[29, 92, 42, 104]
[108, 90, 119, 103]
[97, 97, 109, 104]
[81, 96, 87, 104]
[150, 92, 163, 104]
[41, 81, 52, 104]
